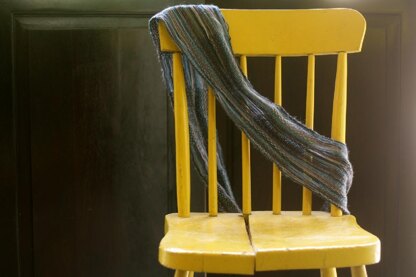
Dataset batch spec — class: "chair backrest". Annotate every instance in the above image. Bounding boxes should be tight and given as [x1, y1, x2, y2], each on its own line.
[157, 9, 366, 218]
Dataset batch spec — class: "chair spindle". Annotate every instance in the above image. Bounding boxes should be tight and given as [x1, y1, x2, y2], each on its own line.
[173, 53, 191, 218]
[240, 55, 252, 215]
[330, 52, 348, 217]
[208, 86, 218, 216]
[273, 55, 282, 215]
[303, 54, 315, 215]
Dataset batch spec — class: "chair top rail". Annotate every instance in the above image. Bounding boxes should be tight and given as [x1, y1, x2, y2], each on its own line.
[158, 8, 366, 56]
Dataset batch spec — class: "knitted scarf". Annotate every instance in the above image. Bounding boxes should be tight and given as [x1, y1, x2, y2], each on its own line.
[149, 5, 353, 214]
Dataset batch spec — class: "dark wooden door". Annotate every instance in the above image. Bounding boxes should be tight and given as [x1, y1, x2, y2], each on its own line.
[0, 1, 200, 276]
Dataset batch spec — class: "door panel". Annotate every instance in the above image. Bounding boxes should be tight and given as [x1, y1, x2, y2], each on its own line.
[13, 15, 172, 276]
[2, 1, 205, 276]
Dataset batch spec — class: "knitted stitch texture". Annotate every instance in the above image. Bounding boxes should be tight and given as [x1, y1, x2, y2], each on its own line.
[149, 5, 353, 213]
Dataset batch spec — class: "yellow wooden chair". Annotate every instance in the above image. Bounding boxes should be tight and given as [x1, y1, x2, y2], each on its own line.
[157, 8, 380, 277]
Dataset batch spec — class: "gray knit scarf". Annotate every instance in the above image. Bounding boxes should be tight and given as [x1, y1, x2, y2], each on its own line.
[149, 5, 353, 214]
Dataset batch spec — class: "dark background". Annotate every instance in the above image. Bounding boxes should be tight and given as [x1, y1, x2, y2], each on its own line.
[1, 0, 415, 276]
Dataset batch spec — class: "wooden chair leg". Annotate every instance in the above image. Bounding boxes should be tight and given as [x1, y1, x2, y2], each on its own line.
[174, 270, 187, 277]
[351, 265, 367, 277]
[174, 270, 194, 277]
[321, 268, 337, 277]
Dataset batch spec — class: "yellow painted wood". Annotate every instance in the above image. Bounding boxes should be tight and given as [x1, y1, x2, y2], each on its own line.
[302, 189, 312, 215]
[157, 8, 378, 275]
[321, 268, 337, 277]
[330, 205, 343, 217]
[175, 271, 193, 277]
[330, 52, 348, 217]
[159, 213, 255, 274]
[173, 53, 191, 218]
[159, 9, 366, 56]
[174, 270, 188, 277]
[250, 211, 380, 271]
[305, 55, 315, 129]
[302, 55, 315, 215]
[351, 265, 368, 277]
[331, 53, 348, 147]
[273, 55, 282, 215]
[240, 55, 251, 215]
[208, 86, 218, 216]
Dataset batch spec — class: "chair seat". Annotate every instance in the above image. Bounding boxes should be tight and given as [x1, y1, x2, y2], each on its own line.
[250, 211, 380, 271]
[159, 213, 255, 275]
[159, 212, 380, 275]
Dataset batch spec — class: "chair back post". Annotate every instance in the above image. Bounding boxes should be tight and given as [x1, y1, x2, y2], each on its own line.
[330, 52, 348, 217]
[173, 53, 191, 218]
